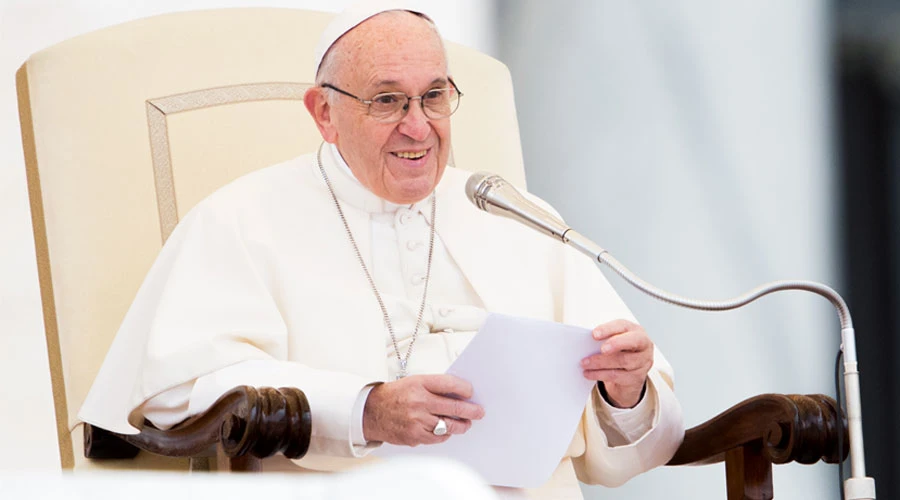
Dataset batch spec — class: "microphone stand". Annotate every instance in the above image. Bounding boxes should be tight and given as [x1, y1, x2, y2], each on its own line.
[562, 230, 877, 500]
[466, 171, 876, 497]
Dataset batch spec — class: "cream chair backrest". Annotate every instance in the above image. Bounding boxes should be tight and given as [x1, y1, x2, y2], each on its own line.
[17, 8, 526, 471]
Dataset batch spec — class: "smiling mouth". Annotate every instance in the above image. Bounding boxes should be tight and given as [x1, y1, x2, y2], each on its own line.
[392, 150, 428, 160]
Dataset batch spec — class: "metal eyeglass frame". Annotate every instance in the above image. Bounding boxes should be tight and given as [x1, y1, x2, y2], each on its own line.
[320, 78, 463, 123]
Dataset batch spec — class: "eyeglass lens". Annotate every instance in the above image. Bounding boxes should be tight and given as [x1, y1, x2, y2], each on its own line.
[369, 88, 459, 122]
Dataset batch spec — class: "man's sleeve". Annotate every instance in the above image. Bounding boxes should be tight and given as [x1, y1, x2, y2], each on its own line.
[142, 360, 381, 458]
[554, 237, 685, 486]
[573, 347, 684, 486]
[80, 198, 377, 458]
[592, 380, 655, 447]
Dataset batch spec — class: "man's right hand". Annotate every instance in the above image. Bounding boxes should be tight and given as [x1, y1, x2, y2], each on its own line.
[362, 374, 485, 446]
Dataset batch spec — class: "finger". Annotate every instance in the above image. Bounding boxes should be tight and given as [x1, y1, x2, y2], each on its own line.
[450, 417, 473, 434]
[592, 319, 638, 341]
[423, 433, 453, 445]
[583, 367, 649, 384]
[582, 368, 621, 383]
[421, 374, 475, 399]
[583, 355, 653, 380]
[429, 416, 473, 436]
[599, 330, 652, 355]
[419, 431, 452, 446]
[430, 395, 485, 421]
[417, 417, 470, 445]
[581, 353, 615, 370]
[581, 351, 649, 371]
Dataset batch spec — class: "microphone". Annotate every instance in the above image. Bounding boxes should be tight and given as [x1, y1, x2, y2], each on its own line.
[465, 171, 877, 499]
[464, 172, 608, 262]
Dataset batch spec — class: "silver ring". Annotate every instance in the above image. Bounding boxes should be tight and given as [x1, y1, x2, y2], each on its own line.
[432, 418, 448, 436]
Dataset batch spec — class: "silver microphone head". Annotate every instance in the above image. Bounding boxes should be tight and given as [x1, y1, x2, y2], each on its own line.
[465, 172, 504, 211]
[464, 172, 570, 241]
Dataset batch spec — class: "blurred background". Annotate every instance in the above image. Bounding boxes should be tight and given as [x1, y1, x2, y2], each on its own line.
[1, 0, 897, 498]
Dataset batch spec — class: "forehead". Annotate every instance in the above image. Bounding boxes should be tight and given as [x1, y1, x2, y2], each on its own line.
[336, 12, 447, 88]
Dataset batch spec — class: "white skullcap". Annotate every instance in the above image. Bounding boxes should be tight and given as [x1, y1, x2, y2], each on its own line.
[314, 1, 433, 77]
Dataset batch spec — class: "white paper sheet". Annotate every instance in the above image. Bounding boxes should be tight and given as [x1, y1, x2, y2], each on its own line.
[376, 313, 602, 488]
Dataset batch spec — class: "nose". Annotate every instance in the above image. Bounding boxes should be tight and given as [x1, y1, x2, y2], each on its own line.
[396, 99, 432, 142]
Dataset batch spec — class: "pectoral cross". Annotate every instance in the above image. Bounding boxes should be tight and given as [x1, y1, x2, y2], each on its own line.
[396, 359, 408, 380]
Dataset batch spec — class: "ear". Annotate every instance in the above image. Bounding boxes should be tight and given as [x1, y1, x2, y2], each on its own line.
[304, 87, 338, 143]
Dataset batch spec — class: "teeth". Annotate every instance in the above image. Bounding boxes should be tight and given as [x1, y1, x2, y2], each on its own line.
[394, 150, 427, 159]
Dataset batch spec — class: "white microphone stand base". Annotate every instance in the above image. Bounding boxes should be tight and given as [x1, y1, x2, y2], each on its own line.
[845, 477, 876, 500]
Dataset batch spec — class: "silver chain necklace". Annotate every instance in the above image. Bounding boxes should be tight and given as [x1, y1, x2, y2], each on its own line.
[316, 143, 436, 379]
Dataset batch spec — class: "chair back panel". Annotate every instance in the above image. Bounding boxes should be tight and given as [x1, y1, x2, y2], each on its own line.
[17, 8, 525, 470]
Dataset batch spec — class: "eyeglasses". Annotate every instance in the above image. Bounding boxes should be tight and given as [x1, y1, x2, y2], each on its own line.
[321, 79, 463, 123]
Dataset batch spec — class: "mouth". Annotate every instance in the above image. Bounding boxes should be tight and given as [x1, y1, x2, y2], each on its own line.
[391, 149, 429, 161]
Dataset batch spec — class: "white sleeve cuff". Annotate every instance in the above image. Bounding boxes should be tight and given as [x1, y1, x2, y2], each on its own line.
[593, 382, 657, 446]
[351, 385, 376, 446]
[140, 380, 194, 430]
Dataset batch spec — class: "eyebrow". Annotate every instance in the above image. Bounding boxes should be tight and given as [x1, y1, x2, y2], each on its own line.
[372, 77, 449, 91]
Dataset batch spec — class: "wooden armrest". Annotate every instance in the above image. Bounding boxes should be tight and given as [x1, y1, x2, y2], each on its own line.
[85, 386, 311, 463]
[668, 393, 847, 466]
[86, 387, 845, 498]
[667, 393, 847, 500]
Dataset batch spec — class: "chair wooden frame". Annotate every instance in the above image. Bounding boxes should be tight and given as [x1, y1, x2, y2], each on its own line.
[84, 386, 312, 473]
[85, 387, 846, 499]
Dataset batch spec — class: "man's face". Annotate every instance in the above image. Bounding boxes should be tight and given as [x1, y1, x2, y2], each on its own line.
[313, 12, 452, 204]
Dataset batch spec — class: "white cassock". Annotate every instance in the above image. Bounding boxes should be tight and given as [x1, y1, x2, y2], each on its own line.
[79, 144, 685, 499]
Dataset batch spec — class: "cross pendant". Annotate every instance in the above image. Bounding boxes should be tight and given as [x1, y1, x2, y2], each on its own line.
[396, 359, 408, 380]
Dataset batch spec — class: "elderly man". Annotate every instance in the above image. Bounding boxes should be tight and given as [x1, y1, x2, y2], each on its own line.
[80, 3, 684, 499]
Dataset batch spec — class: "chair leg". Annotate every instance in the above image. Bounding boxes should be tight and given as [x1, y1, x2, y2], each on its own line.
[725, 443, 774, 500]
[215, 442, 261, 472]
[189, 456, 211, 472]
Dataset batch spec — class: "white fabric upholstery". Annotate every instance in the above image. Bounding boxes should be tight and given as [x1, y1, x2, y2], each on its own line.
[17, 7, 525, 470]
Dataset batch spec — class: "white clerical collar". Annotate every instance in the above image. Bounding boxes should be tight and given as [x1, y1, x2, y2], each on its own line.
[325, 142, 433, 219]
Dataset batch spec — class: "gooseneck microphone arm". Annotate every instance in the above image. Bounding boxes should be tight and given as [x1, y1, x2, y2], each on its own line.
[570, 231, 874, 497]
[465, 172, 876, 499]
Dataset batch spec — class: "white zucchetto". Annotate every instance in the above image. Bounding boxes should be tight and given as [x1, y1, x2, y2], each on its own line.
[313, 0, 433, 76]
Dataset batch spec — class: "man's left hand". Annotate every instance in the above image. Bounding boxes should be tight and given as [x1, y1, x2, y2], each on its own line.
[581, 319, 653, 408]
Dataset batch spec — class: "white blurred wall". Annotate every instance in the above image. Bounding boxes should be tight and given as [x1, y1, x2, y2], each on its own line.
[498, 1, 838, 499]
[0, 0, 495, 471]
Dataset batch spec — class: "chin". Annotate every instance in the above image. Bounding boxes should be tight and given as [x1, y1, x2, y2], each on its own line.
[393, 170, 442, 201]
[397, 188, 434, 204]
[389, 181, 435, 204]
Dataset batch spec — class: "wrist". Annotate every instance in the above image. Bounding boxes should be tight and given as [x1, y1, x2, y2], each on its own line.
[362, 382, 385, 443]
[598, 380, 647, 409]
